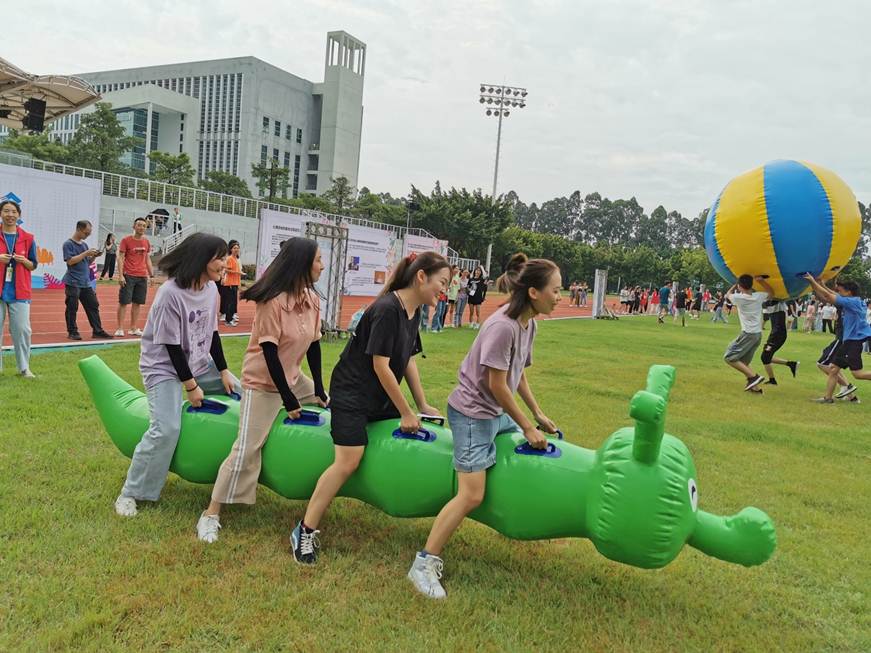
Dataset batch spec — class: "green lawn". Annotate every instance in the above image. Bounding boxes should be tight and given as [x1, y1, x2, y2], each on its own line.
[1, 317, 869, 651]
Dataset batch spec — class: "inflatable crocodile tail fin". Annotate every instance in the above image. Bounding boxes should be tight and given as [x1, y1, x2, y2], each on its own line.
[628, 365, 676, 464]
[78, 355, 149, 457]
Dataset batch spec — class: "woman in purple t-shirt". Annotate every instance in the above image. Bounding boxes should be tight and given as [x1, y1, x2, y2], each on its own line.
[114, 234, 242, 518]
[407, 253, 562, 599]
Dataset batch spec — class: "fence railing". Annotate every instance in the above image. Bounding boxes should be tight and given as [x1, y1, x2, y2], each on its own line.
[162, 223, 197, 255]
[0, 148, 478, 268]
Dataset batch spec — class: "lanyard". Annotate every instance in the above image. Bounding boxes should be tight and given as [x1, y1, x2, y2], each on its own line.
[3, 230, 18, 261]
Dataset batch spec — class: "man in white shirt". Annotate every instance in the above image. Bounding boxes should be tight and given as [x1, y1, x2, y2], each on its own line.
[723, 274, 774, 392]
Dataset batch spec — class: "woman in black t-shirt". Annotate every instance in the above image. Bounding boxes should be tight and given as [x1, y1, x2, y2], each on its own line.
[466, 266, 488, 329]
[291, 251, 451, 565]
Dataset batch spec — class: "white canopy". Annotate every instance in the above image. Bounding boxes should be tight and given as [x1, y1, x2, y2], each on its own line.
[0, 56, 100, 131]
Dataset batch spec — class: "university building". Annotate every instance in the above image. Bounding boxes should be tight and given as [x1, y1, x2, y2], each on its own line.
[12, 31, 366, 198]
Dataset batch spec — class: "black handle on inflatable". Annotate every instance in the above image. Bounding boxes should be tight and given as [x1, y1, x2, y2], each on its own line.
[227, 391, 241, 401]
[419, 414, 445, 426]
[537, 426, 564, 440]
[514, 441, 562, 458]
[283, 409, 327, 427]
[392, 427, 437, 443]
[187, 398, 229, 415]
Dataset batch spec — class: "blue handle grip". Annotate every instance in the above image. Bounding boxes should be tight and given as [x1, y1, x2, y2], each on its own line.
[283, 409, 327, 427]
[537, 426, 564, 440]
[514, 442, 562, 458]
[186, 398, 229, 415]
[392, 428, 437, 443]
[227, 391, 241, 401]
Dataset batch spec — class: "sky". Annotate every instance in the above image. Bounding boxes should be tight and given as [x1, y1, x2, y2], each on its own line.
[8, 0, 871, 217]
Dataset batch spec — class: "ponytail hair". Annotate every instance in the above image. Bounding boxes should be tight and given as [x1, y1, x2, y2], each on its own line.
[380, 251, 450, 296]
[497, 252, 559, 319]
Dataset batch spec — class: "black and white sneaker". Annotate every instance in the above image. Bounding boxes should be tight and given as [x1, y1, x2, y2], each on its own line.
[291, 520, 320, 565]
[766, 378, 778, 386]
[787, 361, 799, 378]
[744, 375, 764, 391]
[835, 384, 857, 399]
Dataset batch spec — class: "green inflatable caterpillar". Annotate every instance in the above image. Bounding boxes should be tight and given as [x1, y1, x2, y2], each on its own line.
[79, 355, 776, 569]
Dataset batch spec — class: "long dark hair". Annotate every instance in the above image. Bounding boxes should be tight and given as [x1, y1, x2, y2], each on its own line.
[497, 253, 559, 319]
[104, 233, 114, 248]
[242, 237, 318, 304]
[159, 232, 228, 289]
[380, 251, 449, 297]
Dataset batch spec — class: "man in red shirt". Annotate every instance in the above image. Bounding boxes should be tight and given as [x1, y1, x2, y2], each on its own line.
[115, 217, 153, 336]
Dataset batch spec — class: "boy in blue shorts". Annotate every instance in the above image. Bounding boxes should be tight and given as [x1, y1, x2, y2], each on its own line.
[804, 275, 871, 403]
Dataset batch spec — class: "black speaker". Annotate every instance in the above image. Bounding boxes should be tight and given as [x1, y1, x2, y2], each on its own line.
[22, 98, 47, 132]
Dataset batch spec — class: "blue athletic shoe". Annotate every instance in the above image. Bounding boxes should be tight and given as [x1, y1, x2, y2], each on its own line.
[291, 520, 319, 565]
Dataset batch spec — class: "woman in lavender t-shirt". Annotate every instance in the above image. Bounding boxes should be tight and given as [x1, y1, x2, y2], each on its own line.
[114, 234, 242, 518]
[407, 253, 563, 599]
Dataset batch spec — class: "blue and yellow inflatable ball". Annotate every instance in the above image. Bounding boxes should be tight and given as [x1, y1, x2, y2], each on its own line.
[705, 160, 861, 299]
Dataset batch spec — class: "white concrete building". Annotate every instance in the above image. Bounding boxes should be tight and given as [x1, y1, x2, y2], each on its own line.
[20, 31, 366, 197]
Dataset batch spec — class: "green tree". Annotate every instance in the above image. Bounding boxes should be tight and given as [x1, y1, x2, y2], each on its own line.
[1, 129, 69, 163]
[66, 103, 140, 172]
[322, 175, 356, 213]
[199, 170, 252, 197]
[148, 151, 196, 186]
[286, 193, 334, 213]
[840, 256, 871, 297]
[251, 160, 290, 201]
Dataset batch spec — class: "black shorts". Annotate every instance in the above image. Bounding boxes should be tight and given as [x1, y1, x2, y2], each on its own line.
[760, 330, 787, 364]
[330, 405, 400, 447]
[119, 275, 148, 305]
[832, 340, 866, 371]
[817, 338, 841, 366]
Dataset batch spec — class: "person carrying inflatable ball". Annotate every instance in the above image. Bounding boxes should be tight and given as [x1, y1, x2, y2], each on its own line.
[803, 275, 871, 403]
[114, 234, 242, 517]
[291, 251, 450, 564]
[408, 253, 561, 599]
[722, 274, 773, 393]
[196, 238, 329, 543]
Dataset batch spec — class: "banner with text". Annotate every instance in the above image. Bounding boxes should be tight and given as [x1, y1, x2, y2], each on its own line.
[0, 164, 102, 289]
[402, 233, 449, 258]
[343, 224, 400, 296]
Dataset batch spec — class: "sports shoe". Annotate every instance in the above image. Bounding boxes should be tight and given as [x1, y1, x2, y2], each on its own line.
[408, 553, 446, 599]
[847, 396, 861, 404]
[68, 332, 82, 341]
[114, 495, 138, 517]
[114, 329, 125, 337]
[130, 328, 143, 336]
[787, 361, 799, 378]
[229, 318, 239, 327]
[290, 520, 320, 564]
[20, 369, 36, 379]
[835, 384, 857, 399]
[765, 378, 778, 386]
[196, 512, 221, 543]
[744, 375, 764, 391]
[813, 397, 834, 404]
[93, 331, 114, 339]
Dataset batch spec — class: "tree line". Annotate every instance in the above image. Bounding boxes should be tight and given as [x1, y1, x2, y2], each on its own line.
[3, 102, 869, 293]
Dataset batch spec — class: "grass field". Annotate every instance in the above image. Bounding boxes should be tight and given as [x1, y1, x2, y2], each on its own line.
[1, 315, 869, 652]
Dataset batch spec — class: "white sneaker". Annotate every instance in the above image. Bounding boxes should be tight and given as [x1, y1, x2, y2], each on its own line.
[114, 329, 125, 337]
[408, 553, 446, 599]
[130, 328, 143, 336]
[115, 495, 138, 517]
[219, 314, 225, 323]
[196, 512, 221, 543]
[20, 369, 36, 379]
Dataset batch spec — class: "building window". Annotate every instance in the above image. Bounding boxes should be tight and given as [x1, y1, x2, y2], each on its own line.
[272, 148, 279, 161]
[296, 128, 302, 144]
[285, 124, 292, 140]
[262, 116, 269, 132]
[283, 152, 290, 168]
[293, 155, 301, 198]
[274, 120, 281, 137]
[261, 145, 268, 165]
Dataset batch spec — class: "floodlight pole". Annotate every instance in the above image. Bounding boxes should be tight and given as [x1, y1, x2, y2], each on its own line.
[479, 82, 526, 276]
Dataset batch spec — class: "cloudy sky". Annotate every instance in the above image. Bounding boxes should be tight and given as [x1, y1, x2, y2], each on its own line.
[9, 0, 871, 217]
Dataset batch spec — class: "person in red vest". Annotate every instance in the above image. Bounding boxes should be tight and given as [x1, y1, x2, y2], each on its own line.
[0, 199, 38, 378]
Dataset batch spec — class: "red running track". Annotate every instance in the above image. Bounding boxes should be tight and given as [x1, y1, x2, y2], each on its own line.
[5, 282, 622, 349]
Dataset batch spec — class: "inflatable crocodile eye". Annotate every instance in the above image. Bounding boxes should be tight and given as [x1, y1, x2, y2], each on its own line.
[687, 478, 699, 512]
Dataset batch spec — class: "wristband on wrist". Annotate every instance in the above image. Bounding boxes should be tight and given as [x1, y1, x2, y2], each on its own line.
[185, 382, 199, 392]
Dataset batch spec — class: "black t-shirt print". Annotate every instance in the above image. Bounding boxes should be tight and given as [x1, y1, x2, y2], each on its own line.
[329, 292, 423, 415]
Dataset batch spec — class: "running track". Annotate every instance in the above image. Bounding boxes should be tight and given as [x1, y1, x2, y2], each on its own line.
[4, 282, 624, 349]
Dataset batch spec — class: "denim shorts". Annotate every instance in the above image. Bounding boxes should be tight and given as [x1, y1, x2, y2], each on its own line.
[448, 404, 519, 473]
